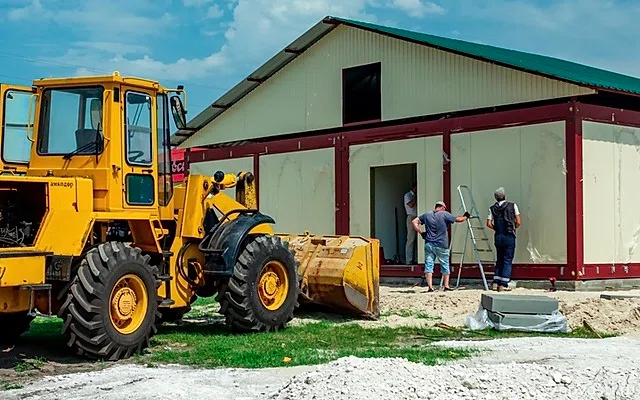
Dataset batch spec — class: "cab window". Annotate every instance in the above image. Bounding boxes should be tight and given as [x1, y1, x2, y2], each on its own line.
[2, 90, 32, 164]
[37, 86, 104, 155]
[157, 94, 173, 206]
[125, 92, 153, 166]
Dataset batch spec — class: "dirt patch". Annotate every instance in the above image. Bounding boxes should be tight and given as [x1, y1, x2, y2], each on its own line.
[5, 336, 640, 400]
[3, 285, 639, 390]
[375, 285, 640, 334]
[290, 286, 640, 334]
[0, 342, 108, 390]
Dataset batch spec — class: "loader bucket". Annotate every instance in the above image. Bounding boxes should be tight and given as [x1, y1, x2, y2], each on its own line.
[277, 233, 380, 319]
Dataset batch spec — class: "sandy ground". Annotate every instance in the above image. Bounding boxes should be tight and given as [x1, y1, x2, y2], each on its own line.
[2, 285, 640, 399]
[291, 285, 640, 335]
[4, 336, 639, 399]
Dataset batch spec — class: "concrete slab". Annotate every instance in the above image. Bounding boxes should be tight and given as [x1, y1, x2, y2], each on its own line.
[600, 293, 640, 300]
[481, 293, 558, 315]
[487, 311, 556, 331]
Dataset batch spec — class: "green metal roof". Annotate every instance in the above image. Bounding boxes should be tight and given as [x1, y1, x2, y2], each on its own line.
[329, 16, 640, 96]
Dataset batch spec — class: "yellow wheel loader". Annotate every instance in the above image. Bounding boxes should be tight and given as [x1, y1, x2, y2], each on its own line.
[0, 72, 380, 360]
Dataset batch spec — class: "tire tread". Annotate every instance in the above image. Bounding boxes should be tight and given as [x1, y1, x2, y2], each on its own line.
[58, 241, 161, 361]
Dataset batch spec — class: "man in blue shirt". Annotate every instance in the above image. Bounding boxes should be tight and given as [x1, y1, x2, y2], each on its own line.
[412, 201, 469, 292]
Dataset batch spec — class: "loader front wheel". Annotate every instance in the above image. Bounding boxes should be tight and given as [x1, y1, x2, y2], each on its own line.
[221, 235, 298, 333]
[58, 242, 161, 361]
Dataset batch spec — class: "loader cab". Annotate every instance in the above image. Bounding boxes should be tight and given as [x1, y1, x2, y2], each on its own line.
[0, 83, 35, 175]
[25, 73, 187, 214]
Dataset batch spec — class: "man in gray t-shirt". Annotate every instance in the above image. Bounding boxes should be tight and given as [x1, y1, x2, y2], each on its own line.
[412, 201, 469, 292]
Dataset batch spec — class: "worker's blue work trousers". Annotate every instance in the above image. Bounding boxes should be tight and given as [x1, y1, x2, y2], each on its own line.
[493, 234, 516, 287]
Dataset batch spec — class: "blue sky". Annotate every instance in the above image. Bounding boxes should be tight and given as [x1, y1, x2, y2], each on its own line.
[2, 0, 640, 121]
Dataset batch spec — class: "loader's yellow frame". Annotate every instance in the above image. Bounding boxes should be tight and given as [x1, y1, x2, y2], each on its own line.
[0, 72, 379, 361]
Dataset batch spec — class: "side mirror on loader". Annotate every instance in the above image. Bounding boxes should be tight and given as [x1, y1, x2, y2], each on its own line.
[170, 95, 187, 130]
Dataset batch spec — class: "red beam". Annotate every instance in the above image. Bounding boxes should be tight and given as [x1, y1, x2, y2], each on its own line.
[579, 102, 640, 128]
[579, 264, 640, 280]
[565, 101, 583, 280]
[443, 130, 451, 238]
[344, 102, 570, 146]
[334, 135, 349, 235]
[188, 103, 571, 165]
[189, 134, 340, 163]
[380, 264, 574, 280]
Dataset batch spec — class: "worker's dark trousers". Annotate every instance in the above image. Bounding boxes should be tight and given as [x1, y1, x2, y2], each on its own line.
[493, 233, 516, 287]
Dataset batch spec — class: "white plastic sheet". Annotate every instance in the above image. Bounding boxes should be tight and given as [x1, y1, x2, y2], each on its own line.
[465, 303, 570, 333]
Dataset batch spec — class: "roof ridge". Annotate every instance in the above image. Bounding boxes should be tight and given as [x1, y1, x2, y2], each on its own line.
[325, 15, 640, 95]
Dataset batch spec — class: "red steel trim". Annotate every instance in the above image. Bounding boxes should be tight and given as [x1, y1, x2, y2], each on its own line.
[565, 101, 583, 279]
[579, 102, 640, 128]
[380, 264, 573, 280]
[579, 264, 640, 280]
[334, 137, 349, 235]
[187, 103, 571, 166]
[443, 129, 451, 224]
[191, 134, 341, 164]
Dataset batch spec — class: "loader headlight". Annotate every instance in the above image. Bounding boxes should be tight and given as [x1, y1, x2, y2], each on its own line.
[214, 170, 224, 183]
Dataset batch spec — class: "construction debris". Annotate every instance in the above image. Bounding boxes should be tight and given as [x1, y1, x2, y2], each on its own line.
[465, 293, 569, 333]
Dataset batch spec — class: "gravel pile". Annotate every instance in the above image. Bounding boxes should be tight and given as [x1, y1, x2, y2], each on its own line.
[269, 356, 639, 400]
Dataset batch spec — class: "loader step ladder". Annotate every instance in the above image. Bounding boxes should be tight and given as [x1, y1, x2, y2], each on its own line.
[20, 284, 52, 317]
[447, 185, 496, 291]
[159, 250, 175, 308]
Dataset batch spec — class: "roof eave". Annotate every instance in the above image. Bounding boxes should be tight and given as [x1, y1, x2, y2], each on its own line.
[171, 16, 342, 147]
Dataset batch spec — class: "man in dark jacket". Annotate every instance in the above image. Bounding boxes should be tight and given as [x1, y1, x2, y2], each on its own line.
[486, 187, 521, 291]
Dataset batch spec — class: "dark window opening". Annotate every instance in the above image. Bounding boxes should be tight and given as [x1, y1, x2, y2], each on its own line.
[342, 62, 381, 125]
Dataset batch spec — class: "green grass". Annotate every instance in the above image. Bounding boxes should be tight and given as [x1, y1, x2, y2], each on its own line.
[2, 383, 23, 391]
[13, 357, 46, 373]
[143, 321, 472, 368]
[380, 310, 441, 320]
[13, 297, 611, 370]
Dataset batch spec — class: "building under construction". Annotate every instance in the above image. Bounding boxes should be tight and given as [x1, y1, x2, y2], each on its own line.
[172, 16, 640, 284]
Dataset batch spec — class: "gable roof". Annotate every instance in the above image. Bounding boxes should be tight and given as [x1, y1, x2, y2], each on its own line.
[173, 15, 640, 146]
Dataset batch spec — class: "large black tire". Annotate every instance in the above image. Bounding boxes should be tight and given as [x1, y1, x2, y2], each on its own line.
[0, 312, 34, 344]
[58, 242, 161, 361]
[220, 235, 299, 332]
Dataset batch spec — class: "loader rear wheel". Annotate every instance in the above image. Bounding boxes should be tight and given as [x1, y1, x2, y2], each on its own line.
[0, 312, 34, 344]
[58, 242, 161, 361]
[221, 235, 298, 332]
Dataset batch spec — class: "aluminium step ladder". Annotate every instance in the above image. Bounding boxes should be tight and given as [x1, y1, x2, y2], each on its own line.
[444, 185, 496, 291]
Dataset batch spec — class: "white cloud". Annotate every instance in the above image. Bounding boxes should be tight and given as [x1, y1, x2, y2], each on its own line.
[390, 0, 445, 18]
[183, 0, 213, 6]
[72, 41, 150, 55]
[206, 4, 224, 19]
[8, 0, 175, 40]
[49, 44, 228, 81]
[8, 0, 41, 20]
[217, 0, 380, 72]
[14, 0, 435, 83]
[47, 0, 385, 82]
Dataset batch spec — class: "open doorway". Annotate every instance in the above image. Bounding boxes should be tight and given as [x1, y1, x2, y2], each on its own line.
[370, 163, 418, 265]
